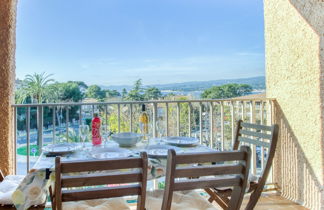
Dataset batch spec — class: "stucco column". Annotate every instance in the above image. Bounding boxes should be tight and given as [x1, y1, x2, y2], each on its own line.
[265, 0, 324, 209]
[0, 0, 17, 175]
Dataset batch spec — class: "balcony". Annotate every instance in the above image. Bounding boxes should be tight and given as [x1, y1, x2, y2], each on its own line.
[12, 98, 272, 175]
[9, 97, 306, 209]
[0, 0, 323, 209]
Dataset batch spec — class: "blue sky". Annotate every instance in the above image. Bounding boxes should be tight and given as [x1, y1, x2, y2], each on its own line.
[16, 0, 265, 86]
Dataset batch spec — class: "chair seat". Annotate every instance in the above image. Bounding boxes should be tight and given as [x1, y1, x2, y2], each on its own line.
[215, 180, 258, 194]
[63, 197, 131, 210]
[214, 173, 259, 192]
[0, 175, 24, 205]
[146, 190, 218, 210]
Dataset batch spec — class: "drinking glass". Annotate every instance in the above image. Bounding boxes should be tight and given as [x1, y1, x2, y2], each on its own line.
[156, 119, 165, 138]
[101, 123, 109, 146]
[79, 124, 89, 149]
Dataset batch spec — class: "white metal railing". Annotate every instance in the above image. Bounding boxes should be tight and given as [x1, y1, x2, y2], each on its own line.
[12, 98, 274, 178]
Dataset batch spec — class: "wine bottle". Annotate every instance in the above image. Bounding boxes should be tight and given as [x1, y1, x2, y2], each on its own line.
[139, 104, 149, 140]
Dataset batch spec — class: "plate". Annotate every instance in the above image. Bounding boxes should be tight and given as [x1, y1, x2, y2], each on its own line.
[146, 145, 181, 158]
[42, 143, 80, 155]
[91, 147, 133, 159]
[164, 137, 199, 147]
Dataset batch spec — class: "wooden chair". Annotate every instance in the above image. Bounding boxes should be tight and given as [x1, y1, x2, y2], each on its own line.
[51, 152, 148, 210]
[206, 120, 279, 210]
[0, 170, 45, 210]
[161, 146, 251, 210]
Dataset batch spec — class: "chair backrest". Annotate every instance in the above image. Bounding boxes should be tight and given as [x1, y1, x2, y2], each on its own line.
[54, 152, 148, 210]
[162, 146, 251, 210]
[233, 120, 279, 209]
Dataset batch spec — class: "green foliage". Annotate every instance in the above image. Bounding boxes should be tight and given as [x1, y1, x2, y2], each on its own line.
[124, 79, 163, 101]
[86, 85, 106, 100]
[105, 89, 121, 98]
[121, 88, 128, 100]
[17, 145, 41, 156]
[48, 82, 84, 102]
[16, 72, 54, 104]
[201, 83, 252, 99]
[144, 87, 162, 100]
[68, 81, 88, 90]
[125, 79, 145, 101]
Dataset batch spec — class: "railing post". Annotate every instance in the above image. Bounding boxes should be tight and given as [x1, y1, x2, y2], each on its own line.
[220, 102, 224, 150]
[37, 106, 43, 153]
[260, 101, 265, 169]
[66, 106, 69, 142]
[199, 102, 203, 144]
[267, 100, 273, 125]
[117, 104, 121, 133]
[52, 106, 56, 143]
[79, 105, 82, 126]
[177, 102, 180, 136]
[230, 101, 235, 146]
[267, 100, 274, 184]
[188, 102, 192, 137]
[209, 102, 214, 148]
[13, 107, 17, 174]
[130, 104, 133, 132]
[26, 107, 31, 173]
[250, 101, 257, 175]
[105, 105, 108, 132]
[165, 103, 169, 136]
[79, 105, 82, 143]
[241, 101, 246, 121]
[153, 103, 157, 138]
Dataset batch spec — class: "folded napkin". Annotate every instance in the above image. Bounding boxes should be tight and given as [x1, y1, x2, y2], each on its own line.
[0, 175, 24, 205]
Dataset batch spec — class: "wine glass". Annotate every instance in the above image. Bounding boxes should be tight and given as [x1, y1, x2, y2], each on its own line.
[79, 124, 89, 149]
[101, 123, 109, 147]
[156, 117, 165, 138]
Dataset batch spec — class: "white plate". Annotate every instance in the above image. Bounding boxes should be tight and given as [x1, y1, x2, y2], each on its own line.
[164, 137, 199, 147]
[91, 147, 133, 159]
[146, 145, 181, 158]
[42, 143, 80, 154]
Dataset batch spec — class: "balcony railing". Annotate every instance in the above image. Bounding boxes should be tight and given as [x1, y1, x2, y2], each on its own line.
[12, 98, 274, 184]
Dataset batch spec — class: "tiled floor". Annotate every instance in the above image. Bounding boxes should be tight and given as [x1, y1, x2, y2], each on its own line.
[129, 192, 307, 210]
[243, 193, 307, 210]
[220, 193, 307, 210]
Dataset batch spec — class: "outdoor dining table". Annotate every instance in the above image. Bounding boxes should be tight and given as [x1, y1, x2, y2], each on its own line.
[12, 138, 215, 210]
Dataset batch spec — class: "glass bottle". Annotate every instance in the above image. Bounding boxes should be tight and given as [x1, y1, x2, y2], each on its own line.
[139, 104, 149, 140]
[91, 113, 102, 145]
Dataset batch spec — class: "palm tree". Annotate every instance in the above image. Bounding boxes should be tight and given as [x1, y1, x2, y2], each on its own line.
[20, 72, 54, 103]
[16, 72, 54, 152]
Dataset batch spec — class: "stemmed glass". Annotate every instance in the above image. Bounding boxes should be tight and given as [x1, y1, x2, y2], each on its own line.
[101, 123, 109, 147]
[79, 124, 89, 149]
[156, 116, 166, 138]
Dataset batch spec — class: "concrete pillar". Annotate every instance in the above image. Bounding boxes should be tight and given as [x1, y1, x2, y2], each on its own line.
[265, 0, 324, 209]
[0, 0, 17, 175]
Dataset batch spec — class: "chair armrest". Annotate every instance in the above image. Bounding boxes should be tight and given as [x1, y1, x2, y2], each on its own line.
[0, 169, 4, 182]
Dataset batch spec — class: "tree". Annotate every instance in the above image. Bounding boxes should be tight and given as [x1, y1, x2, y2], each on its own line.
[67, 81, 88, 91]
[121, 88, 128, 100]
[201, 83, 252, 99]
[16, 72, 54, 103]
[48, 82, 83, 102]
[105, 89, 121, 98]
[125, 79, 145, 101]
[86, 85, 106, 100]
[144, 87, 162, 100]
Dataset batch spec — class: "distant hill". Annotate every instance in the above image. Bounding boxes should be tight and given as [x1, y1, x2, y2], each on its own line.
[101, 76, 265, 92]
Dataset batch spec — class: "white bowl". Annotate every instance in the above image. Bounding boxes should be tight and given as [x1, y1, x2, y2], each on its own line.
[111, 132, 143, 147]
